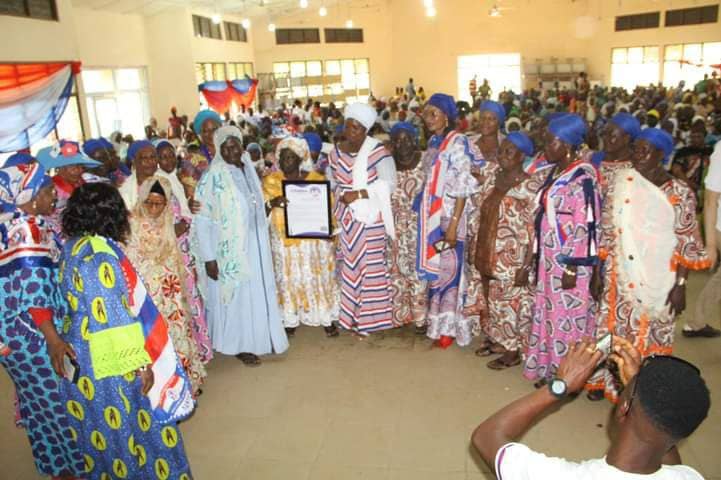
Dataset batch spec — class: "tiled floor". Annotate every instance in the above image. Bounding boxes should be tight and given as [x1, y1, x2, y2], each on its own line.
[1, 272, 719, 479]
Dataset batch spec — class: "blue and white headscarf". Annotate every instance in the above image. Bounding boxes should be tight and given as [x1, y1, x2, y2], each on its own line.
[0, 161, 52, 223]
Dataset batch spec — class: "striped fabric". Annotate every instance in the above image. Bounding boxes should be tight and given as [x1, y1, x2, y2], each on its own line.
[331, 144, 394, 334]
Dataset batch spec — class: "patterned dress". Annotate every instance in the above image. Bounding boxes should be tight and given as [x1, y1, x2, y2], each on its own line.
[388, 161, 427, 327]
[0, 215, 84, 477]
[330, 143, 395, 334]
[419, 132, 480, 347]
[59, 235, 193, 480]
[523, 160, 601, 381]
[178, 148, 212, 198]
[263, 171, 339, 328]
[474, 164, 543, 352]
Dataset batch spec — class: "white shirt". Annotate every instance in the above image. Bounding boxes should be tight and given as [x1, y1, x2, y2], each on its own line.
[495, 443, 704, 480]
[703, 141, 721, 231]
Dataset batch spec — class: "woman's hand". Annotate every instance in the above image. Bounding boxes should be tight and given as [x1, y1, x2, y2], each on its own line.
[666, 284, 686, 316]
[514, 267, 530, 287]
[561, 267, 577, 290]
[47, 337, 76, 378]
[188, 198, 201, 215]
[174, 221, 190, 238]
[205, 260, 219, 281]
[590, 264, 603, 302]
[608, 336, 642, 387]
[269, 196, 288, 209]
[444, 221, 458, 248]
[139, 368, 154, 396]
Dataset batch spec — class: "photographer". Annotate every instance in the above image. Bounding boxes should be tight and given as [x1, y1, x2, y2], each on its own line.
[472, 337, 710, 479]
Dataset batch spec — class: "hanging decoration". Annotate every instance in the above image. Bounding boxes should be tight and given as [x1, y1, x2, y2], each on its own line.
[678, 59, 721, 71]
[198, 77, 258, 114]
[0, 62, 81, 153]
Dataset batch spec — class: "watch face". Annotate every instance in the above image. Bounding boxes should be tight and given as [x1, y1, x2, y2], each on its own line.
[551, 379, 566, 396]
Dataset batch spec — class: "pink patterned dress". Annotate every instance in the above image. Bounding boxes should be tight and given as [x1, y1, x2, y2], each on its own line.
[523, 160, 601, 381]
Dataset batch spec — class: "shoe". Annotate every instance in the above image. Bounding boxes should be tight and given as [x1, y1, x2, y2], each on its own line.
[682, 325, 721, 338]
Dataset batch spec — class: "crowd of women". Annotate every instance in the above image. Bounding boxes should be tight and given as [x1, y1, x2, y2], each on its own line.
[1, 76, 720, 479]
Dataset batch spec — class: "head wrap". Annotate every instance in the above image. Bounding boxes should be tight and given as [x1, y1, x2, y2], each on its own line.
[610, 112, 641, 140]
[344, 103, 377, 131]
[83, 138, 109, 157]
[548, 114, 587, 147]
[390, 121, 419, 140]
[246, 143, 262, 154]
[100, 138, 115, 150]
[149, 179, 166, 197]
[127, 140, 155, 162]
[506, 132, 535, 157]
[0, 162, 52, 221]
[37, 140, 101, 170]
[152, 139, 174, 152]
[193, 109, 222, 134]
[638, 128, 674, 162]
[302, 132, 323, 153]
[427, 93, 458, 122]
[213, 125, 244, 154]
[480, 100, 506, 124]
[505, 117, 522, 132]
[275, 136, 310, 164]
[3, 152, 34, 168]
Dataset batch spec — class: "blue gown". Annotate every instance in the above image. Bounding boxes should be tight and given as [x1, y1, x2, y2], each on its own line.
[195, 164, 288, 356]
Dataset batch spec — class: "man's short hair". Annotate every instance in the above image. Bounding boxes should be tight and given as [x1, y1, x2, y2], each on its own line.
[637, 357, 710, 440]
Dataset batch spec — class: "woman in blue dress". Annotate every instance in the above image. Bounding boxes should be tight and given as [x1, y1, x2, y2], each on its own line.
[0, 158, 84, 478]
[59, 182, 194, 480]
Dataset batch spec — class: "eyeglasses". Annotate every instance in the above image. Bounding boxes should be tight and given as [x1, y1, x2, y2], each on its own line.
[627, 355, 700, 412]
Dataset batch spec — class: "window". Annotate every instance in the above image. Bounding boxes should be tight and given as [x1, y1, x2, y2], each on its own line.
[611, 46, 660, 91]
[275, 28, 320, 45]
[82, 67, 150, 140]
[195, 62, 227, 84]
[0, 0, 57, 20]
[224, 21, 247, 42]
[227, 62, 254, 79]
[192, 15, 222, 40]
[663, 42, 721, 87]
[614, 12, 660, 31]
[272, 58, 370, 105]
[457, 54, 521, 103]
[665, 5, 718, 27]
[324, 28, 364, 43]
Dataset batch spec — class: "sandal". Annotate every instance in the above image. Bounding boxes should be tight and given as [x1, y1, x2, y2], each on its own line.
[474, 339, 493, 357]
[487, 351, 521, 370]
[324, 325, 339, 337]
[285, 327, 296, 337]
[236, 352, 261, 367]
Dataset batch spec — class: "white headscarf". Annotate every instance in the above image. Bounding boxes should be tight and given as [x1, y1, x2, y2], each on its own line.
[275, 136, 313, 172]
[344, 103, 377, 130]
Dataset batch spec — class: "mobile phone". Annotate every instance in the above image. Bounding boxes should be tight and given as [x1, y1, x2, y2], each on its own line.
[595, 333, 612, 359]
[63, 355, 80, 384]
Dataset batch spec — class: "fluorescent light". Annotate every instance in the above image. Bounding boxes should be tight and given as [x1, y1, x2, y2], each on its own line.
[425, 6, 436, 16]
[268, 22, 276, 32]
[319, 5, 327, 16]
[423, 0, 434, 7]
[242, 18, 251, 28]
[345, 19, 353, 28]
[211, 13, 221, 24]
[299, 0, 308, 8]
[489, 6, 501, 17]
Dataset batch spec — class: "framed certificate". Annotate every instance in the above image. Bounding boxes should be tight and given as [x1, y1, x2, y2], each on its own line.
[282, 180, 333, 239]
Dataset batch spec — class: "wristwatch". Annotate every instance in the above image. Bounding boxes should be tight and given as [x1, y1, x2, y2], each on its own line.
[548, 378, 568, 399]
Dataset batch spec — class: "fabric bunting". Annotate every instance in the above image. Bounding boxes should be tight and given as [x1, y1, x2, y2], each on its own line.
[0, 62, 81, 153]
[198, 77, 258, 114]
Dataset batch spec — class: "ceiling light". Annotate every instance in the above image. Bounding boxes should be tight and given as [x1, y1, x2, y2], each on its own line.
[489, 5, 501, 17]
[425, 6, 436, 16]
[423, 0, 434, 7]
[299, 0, 308, 8]
[319, 5, 327, 16]
[268, 22, 276, 32]
[211, 13, 222, 24]
[345, 19, 353, 28]
[242, 18, 251, 28]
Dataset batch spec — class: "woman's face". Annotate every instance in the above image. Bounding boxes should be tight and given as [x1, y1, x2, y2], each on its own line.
[201, 119, 220, 147]
[479, 110, 500, 136]
[157, 145, 177, 173]
[497, 139, 524, 171]
[421, 105, 447, 134]
[601, 122, 630, 155]
[249, 149, 262, 162]
[220, 136, 244, 166]
[343, 119, 367, 149]
[33, 184, 57, 216]
[58, 164, 84, 185]
[543, 130, 568, 163]
[631, 139, 662, 172]
[134, 146, 158, 178]
[88, 149, 111, 176]
[391, 130, 416, 161]
[143, 192, 167, 219]
[278, 148, 302, 175]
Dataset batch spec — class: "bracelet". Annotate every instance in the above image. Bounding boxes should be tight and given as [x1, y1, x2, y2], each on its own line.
[676, 277, 687, 286]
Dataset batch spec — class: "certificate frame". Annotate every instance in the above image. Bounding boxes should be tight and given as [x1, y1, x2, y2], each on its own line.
[282, 179, 333, 239]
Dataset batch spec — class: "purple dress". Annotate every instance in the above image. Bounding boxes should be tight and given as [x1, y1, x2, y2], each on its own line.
[523, 160, 601, 381]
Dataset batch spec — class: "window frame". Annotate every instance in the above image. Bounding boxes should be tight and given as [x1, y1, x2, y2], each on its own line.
[224, 21, 248, 42]
[193, 14, 223, 40]
[614, 11, 660, 31]
[610, 45, 660, 90]
[272, 57, 370, 105]
[0, 0, 58, 21]
[324, 28, 364, 43]
[665, 4, 718, 27]
[275, 28, 321, 45]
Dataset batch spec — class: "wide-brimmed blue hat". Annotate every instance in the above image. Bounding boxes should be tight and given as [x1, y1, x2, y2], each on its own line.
[37, 140, 101, 169]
